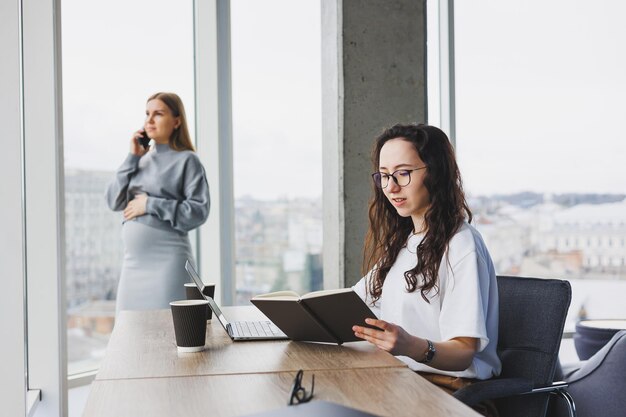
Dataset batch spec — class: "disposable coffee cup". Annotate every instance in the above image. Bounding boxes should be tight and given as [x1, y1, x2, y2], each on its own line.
[184, 282, 216, 320]
[170, 299, 209, 353]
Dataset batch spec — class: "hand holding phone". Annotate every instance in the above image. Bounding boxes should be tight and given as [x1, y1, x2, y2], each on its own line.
[138, 130, 151, 149]
[130, 129, 150, 156]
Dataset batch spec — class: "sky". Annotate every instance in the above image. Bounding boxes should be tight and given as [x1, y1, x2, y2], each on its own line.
[62, 0, 625, 199]
[454, 0, 626, 196]
[230, 0, 322, 200]
[61, 0, 195, 173]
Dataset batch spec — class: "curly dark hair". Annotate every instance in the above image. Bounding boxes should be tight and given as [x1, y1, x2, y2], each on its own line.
[362, 124, 472, 303]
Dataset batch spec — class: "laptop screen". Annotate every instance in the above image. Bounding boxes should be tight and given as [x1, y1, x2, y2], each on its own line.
[184, 260, 229, 330]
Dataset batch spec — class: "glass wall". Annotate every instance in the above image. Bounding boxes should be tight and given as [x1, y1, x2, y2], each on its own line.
[61, 0, 194, 375]
[454, 1, 626, 361]
[230, 0, 323, 304]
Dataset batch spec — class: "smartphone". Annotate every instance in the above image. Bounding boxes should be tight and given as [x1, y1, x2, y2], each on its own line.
[138, 130, 150, 149]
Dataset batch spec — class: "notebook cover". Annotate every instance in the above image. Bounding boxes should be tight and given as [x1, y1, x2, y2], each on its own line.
[299, 291, 378, 343]
[250, 298, 338, 343]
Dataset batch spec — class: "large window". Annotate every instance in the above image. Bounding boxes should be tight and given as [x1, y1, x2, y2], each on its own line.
[454, 1, 626, 361]
[62, 0, 195, 376]
[230, 0, 323, 304]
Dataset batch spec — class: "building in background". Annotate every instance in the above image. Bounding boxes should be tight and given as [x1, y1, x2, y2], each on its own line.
[234, 196, 323, 304]
[65, 169, 122, 373]
[472, 193, 626, 281]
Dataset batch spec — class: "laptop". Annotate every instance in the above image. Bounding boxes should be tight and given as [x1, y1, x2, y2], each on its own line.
[185, 260, 288, 341]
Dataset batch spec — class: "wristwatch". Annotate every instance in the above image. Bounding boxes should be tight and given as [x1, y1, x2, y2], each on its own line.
[419, 339, 436, 364]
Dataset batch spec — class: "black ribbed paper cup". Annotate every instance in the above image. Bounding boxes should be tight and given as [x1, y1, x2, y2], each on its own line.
[184, 282, 216, 320]
[170, 300, 209, 353]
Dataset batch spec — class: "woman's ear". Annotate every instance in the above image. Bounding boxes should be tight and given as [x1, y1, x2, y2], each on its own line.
[174, 117, 181, 129]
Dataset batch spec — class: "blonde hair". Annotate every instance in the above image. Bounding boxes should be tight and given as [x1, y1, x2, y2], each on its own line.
[147, 92, 195, 152]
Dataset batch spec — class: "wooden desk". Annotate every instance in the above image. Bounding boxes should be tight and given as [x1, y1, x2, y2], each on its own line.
[85, 368, 477, 417]
[85, 307, 480, 417]
[96, 308, 404, 380]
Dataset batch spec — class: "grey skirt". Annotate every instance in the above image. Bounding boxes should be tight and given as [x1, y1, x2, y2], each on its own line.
[116, 220, 193, 314]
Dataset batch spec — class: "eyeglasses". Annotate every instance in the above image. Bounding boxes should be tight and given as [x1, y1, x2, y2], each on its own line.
[371, 167, 427, 189]
[288, 369, 315, 405]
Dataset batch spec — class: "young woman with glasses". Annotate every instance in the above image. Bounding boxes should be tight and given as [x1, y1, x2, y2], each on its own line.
[352, 124, 500, 416]
[105, 92, 209, 314]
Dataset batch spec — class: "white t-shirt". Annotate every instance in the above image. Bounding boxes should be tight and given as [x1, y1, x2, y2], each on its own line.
[353, 222, 502, 380]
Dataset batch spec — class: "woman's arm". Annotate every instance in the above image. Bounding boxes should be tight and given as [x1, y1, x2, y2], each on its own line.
[105, 132, 148, 211]
[105, 153, 141, 211]
[145, 155, 210, 233]
[353, 319, 478, 371]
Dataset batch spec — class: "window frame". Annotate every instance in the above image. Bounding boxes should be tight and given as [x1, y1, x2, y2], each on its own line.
[195, 0, 235, 306]
[0, 0, 30, 414]
[427, 0, 456, 144]
[1, 0, 66, 415]
[22, 0, 68, 414]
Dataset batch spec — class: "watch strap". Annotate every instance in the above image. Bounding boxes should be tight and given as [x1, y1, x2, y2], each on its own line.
[419, 339, 436, 364]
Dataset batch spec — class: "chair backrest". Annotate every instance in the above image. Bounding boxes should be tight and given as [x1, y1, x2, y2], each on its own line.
[495, 276, 572, 417]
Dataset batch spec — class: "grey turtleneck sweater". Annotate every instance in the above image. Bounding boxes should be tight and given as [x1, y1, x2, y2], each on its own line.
[105, 143, 210, 235]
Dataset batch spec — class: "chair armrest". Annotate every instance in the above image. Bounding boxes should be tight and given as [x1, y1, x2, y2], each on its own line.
[454, 378, 571, 407]
[453, 377, 533, 406]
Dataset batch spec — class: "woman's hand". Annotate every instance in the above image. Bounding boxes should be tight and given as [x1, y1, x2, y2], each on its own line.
[354, 318, 479, 371]
[353, 318, 420, 357]
[123, 194, 148, 220]
[130, 130, 149, 156]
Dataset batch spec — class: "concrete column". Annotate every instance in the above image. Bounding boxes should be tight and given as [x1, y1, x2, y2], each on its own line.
[322, 0, 427, 288]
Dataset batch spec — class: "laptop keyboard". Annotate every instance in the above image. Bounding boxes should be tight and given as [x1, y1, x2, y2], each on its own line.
[233, 320, 284, 338]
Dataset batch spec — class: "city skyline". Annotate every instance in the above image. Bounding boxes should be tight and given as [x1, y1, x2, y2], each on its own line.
[64, 167, 626, 372]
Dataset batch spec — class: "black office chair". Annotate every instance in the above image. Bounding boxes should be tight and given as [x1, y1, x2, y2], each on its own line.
[453, 275, 576, 417]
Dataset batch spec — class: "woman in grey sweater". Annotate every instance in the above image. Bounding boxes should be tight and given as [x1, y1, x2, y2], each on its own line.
[105, 92, 210, 313]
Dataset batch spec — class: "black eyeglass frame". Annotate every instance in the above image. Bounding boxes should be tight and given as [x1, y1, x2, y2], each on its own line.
[371, 166, 427, 189]
[288, 369, 315, 405]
